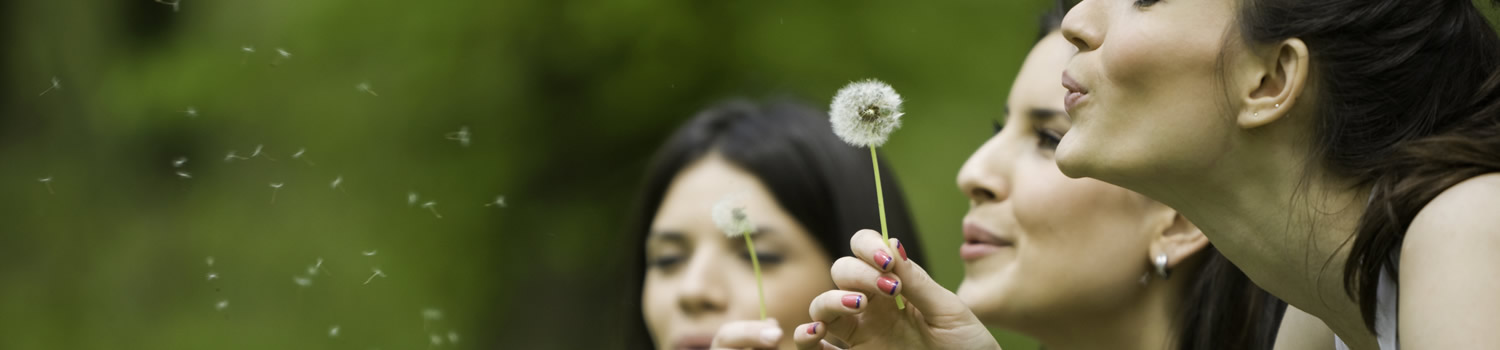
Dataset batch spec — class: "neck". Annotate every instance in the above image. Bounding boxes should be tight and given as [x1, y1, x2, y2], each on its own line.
[1117, 137, 1379, 348]
[1029, 278, 1183, 350]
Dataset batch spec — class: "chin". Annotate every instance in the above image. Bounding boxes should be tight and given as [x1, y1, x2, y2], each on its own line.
[956, 275, 1012, 324]
[1054, 137, 1099, 180]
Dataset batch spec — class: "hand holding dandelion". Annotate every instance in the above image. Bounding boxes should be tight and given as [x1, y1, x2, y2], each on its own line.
[713, 198, 768, 320]
[830, 79, 906, 309]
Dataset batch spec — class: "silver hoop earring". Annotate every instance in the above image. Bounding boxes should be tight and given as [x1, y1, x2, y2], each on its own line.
[1153, 253, 1171, 280]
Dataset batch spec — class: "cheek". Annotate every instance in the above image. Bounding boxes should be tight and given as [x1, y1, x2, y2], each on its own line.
[763, 259, 830, 321]
[641, 274, 674, 342]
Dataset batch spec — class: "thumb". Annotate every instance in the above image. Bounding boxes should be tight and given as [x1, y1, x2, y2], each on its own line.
[888, 238, 971, 320]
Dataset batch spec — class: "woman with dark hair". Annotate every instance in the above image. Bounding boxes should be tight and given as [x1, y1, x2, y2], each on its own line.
[626, 98, 925, 350]
[1050, 0, 1500, 348]
[717, 3, 1286, 349]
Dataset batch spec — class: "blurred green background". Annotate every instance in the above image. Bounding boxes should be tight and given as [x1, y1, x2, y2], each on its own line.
[1, 0, 1053, 348]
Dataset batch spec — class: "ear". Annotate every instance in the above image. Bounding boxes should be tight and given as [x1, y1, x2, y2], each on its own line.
[1148, 211, 1211, 271]
[1236, 38, 1310, 129]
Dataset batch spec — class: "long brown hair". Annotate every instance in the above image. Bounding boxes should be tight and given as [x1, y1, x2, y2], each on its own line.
[1237, 0, 1500, 331]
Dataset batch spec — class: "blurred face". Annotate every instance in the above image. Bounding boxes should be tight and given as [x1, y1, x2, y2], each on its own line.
[954, 32, 1163, 328]
[1054, 0, 1243, 186]
[642, 152, 833, 350]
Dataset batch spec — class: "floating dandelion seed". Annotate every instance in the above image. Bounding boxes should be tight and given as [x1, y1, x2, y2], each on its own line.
[446, 331, 460, 344]
[37, 177, 54, 194]
[830, 78, 908, 309]
[154, 0, 180, 12]
[206, 272, 219, 281]
[176, 171, 192, 179]
[240, 45, 255, 65]
[215, 300, 229, 311]
[712, 198, 767, 319]
[328, 325, 340, 338]
[173, 157, 188, 168]
[407, 192, 419, 206]
[356, 82, 378, 96]
[484, 195, 507, 208]
[293, 275, 312, 287]
[423, 308, 444, 322]
[224, 150, 248, 162]
[249, 144, 276, 160]
[291, 147, 315, 165]
[38, 76, 60, 96]
[363, 268, 386, 285]
[271, 48, 292, 66]
[183, 106, 198, 118]
[444, 126, 471, 147]
[330, 176, 344, 190]
[429, 334, 444, 347]
[269, 182, 284, 203]
[305, 257, 331, 276]
[206, 256, 215, 266]
[362, 250, 377, 256]
[421, 201, 443, 219]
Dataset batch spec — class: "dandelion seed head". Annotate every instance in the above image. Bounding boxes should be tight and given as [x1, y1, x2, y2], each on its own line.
[331, 176, 343, 190]
[328, 325, 340, 338]
[250, 144, 265, 157]
[270, 182, 284, 189]
[206, 256, 215, 266]
[276, 48, 291, 58]
[206, 272, 219, 281]
[241, 45, 255, 53]
[408, 192, 419, 206]
[830, 79, 904, 147]
[362, 250, 377, 256]
[51, 77, 60, 88]
[173, 157, 188, 167]
[712, 198, 754, 237]
[421, 201, 437, 209]
[444, 126, 471, 147]
[215, 300, 229, 311]
[183, 106, 198, 118]
[176, 171, 192, 179]
[292, 148, 306, 159]
[446, 331, 460, 344]
[485, 195, 507, 208]
[38, 177, 52, 183]
[429, 334, 443, 346]
[293, 276, 312, 287]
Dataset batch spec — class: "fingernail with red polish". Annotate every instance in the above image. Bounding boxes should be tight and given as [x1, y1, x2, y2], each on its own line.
[807, 322, 819, 334]
[897, 241, 909, 261]
[877, 276, 900, 295]
[874, 250, 893, 270]
[842, 294, 862, 309]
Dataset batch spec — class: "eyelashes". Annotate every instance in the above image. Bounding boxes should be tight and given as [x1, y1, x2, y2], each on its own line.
[993, 119, 1004, 135]
[1036, 128, 1063, 150]
[1134, 0, 1160, 7]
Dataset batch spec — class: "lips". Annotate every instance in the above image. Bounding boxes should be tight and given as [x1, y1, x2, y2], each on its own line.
[1061, 71, 1089, 113]
[673, 333, 714, 350]
[960, 221, 1014, 261]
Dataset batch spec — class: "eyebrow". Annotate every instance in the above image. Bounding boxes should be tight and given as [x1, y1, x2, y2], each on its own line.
[648, 226, 774, 242]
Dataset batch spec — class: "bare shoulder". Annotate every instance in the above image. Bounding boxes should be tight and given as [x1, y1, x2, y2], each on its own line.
[1406, 172, 1500, 241]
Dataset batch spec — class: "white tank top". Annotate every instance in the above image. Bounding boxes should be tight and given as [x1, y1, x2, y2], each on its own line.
[1333, 252, 1399, 350]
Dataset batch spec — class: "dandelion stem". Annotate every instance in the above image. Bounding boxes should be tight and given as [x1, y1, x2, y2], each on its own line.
[744, 231, 768, 320]
[870, 146, 905, 310]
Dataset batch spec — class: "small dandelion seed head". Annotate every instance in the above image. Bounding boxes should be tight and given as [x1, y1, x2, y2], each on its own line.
[408, 192, 419, 206]
[328, 325, 340, 338]
[176, 171, 192, 179]
[241, 45, 255, 53]
[276, 48, 291, 58]
[422, 201, 437, 209]
[173, 157, 188, 167]
[51, 76, 60, 88]
[422, 308, 444, 321]
[293, 276, 312, 287]
[206, 256, 215, 266]
[38, 177, 52, 183]
[447, 331, 460, 344]
[270, 182, 284, 189]
[712, 198, 754, 237]
[331, 176, 343, 189]
[215, 300, 229, 311]
[445, 126, 471, 147]
[251, 145, 265, 157]
[830, 79, 905, 147]
[362, 249, 377, 256]
[292, 148, 306, 159]
[184, 106, 198, 117]
[206, 272, 219, 281]
[430, 334, 443, 346]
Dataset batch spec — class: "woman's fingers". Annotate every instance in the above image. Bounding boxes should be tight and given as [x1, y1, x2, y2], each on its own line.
[849, 229, 900, 272]
[710, 318, 783, 350]
[794, 322, 842, 350]
[883, 238, 972, 318]
[831, 256, 903, 299]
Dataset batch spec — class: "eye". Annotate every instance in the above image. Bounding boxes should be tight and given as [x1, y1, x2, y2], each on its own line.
[742, 252, 784, 266]
[649, 255, 683, 269]
[1134, 0, 1160, 8]
[1035, 128, 1063, 150]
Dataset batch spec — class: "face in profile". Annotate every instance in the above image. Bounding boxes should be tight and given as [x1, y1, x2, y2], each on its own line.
[1054, 0, 1244, 186]
[955, 32, 1178, 331]
[642, 152, 833, 350]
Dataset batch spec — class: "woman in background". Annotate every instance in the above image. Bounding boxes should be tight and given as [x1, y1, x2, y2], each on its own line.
[626, 99, 926, 350]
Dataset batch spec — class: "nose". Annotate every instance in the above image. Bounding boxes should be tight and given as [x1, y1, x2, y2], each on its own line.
[1060, 0, 1103, 52]
[957, 135, 1014, 206]
[676, 251, 729, 317]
